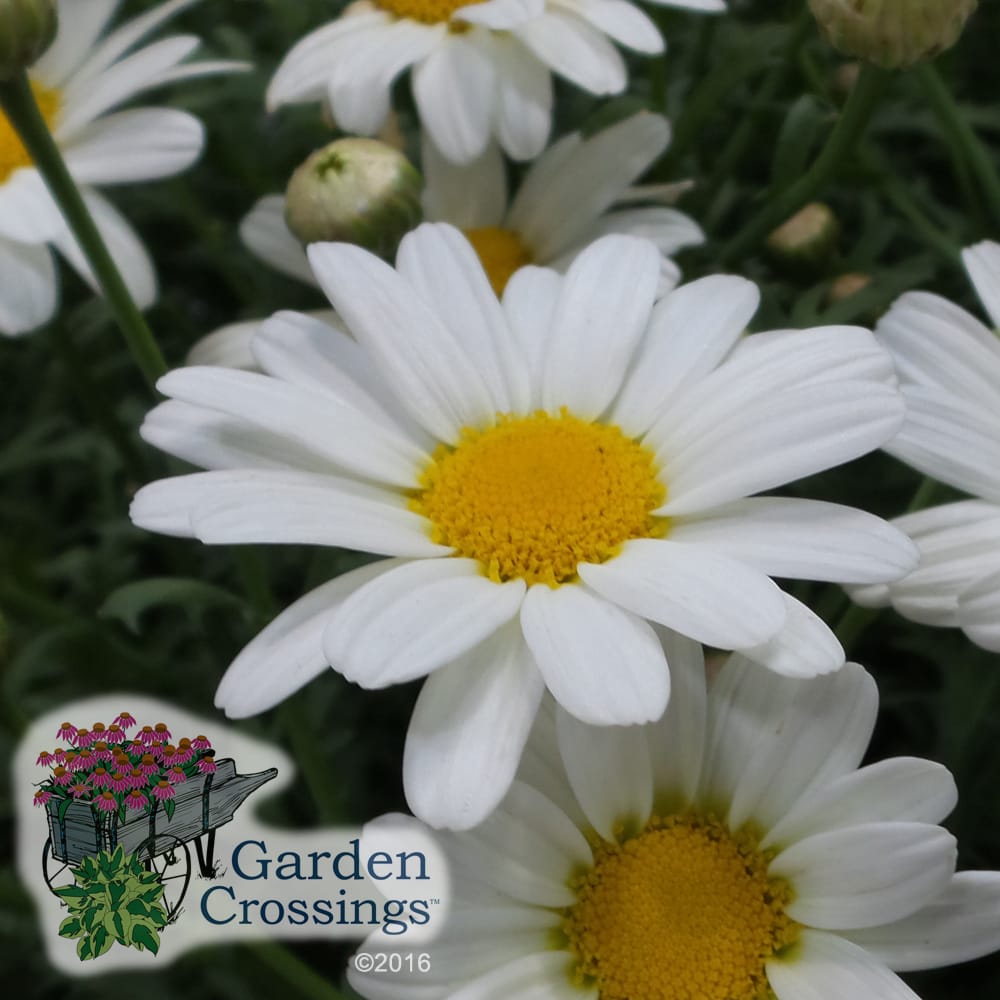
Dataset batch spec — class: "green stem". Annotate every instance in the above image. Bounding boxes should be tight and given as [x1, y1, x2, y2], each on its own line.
[917, 63, 1000, 229]
[720, 63, 891, 265]
[254, 941, 349, 1000]
[0, 71, 167, 388]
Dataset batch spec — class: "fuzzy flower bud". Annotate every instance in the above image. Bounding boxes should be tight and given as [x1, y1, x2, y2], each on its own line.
[766, 202, 840, 273]
[809, 0, 977, 69]
[284, 138, 423, 258]
[0, 0, 57, 79]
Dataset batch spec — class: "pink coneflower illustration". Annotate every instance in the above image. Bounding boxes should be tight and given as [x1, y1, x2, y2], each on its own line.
[91, 723, 107, 739]
[160, 744, 181, 766]
[69, 748, 94, 771]
[153, 722, 171, 741]
[191, 735, 211, 750]
[196, 753, 217, 775]
[56, 722, 77, 744]
[69, 782, 91, 800]
[139, 753, 159, 775]
[109, 771, 130, 793]
[74, 728, 92, 748]
[36, 750, 54, 767]
[94, 791, 117, 813]
[92, 741, 112, 761]
[138, 725, 156, 746]
[125, 789, 148, 811]
[166, 766, 187, 784]
[52, 747, 67, 763]
[173, 741, 194, 764]
[33, 789, 52, 807]
[128, 768, 148, 789]
[114, 712, 136, 731]
[151, 780, 176, 802]
[51, 765, 72, 786]
[90, 767, 111, 788]
[106, 723, 125, 744]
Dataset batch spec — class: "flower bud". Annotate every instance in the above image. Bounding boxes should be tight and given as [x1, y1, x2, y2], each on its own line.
[809, 0, 977, 69]
[284, 138, 423, 259]
[827, 272, 872, 303]
[0, 0, 57, 80]
[765, 202, 839, 274]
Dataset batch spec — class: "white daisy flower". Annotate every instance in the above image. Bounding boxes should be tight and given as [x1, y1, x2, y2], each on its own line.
[190, 112, 703, 366]
[266, 0, 725, 166]
[0, 0, 246, 337]
[350, 642, 1000, 1000]
[848, 241, 1000, 651]
[131, 222, 917, 829]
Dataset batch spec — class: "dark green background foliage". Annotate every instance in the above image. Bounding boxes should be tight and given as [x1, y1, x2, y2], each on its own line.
[3, 0, 1000, 995]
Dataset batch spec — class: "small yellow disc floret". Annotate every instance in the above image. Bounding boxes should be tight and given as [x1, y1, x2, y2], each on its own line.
[564, 814, 799, 1000]
[463, 225, 534, 296]
[376, 0, 483, 25]
[412, 410, 666, 587]
[0, 79, 59, 184]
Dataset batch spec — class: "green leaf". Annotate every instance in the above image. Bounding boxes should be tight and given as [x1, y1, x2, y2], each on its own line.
[112, 910, 130, 943]
[108, 880, 127, 910]
[131, 923, 160, 955]
[91, 926, 112, 959]
[111, 844, 124, 868]
[57, 796, 74, 823]
[149, 907, 168, 928]
[58, 916, 83, 939]
[77, 936, 92, 961]
[83, 906, 101, 932]
[55, 885, 87, 902]
[163, 797, 176, 821]
[126, 898, 150, 917]
[139, 884, 165, 904]
[99, 577, 244, 635]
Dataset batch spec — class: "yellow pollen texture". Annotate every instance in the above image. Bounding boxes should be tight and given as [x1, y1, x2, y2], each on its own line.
[0, 81, 61, 185]
[376, 0, 484, 24]
[412, 411, 666, 587]
[464, 225, 534, 296]
[563, 814, 799, 1000]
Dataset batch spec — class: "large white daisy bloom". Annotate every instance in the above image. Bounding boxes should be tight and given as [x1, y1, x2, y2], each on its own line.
[0, 0, 245, 337]
[131, 222, 917, 829]
[190, 112, 703, 367]
[350, 643, 1000, 1000]
[266, 0, 725, 166]
[849, 241, 1000, 651]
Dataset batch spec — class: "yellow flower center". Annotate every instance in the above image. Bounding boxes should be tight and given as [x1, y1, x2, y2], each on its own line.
[0, 80, 61, 185]
[463, 225, 534, 296]
[376, 0, 484, 24]
[563, 814, 799, 1000]
[412, 411, 666, 587]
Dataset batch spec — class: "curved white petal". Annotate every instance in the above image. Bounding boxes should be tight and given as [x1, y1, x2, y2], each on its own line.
[550, 0, 663, 53]
[324, 558, 526, 688]
[455, 0, 545, 29]
[738, 593, 844, 679]
[33, 0, 120, 88]
[959, 567, 1000, 651]
[0, 237, 57, 337]
[215, 559, 402, 717]
[501, 265, 563, 407]
[579, 538, 787, 650]
[962, 240, 1000, 329]
[240, 195, 316, 287]
[447, 952, 586, 1000]
[491, 34, 552, 162]
[421, 135, 507, 230]
[556, 704, 653, 839]
[0, 169, 67, 243]
[404, 623, 544, 830]
[520, 583, 670, 726]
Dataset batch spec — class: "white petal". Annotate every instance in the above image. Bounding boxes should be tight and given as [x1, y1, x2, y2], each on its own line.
[215, 559, 402, 717]
[556, 705, 653, 839]
[448, 952, 586, 1000]
[0, 236, 57, 336]
[579, 538, 787, 649]
[959, 567, 1000, 651]
[669, 498, 918, 584]
[52, 190, 156, 309]
[0, 170, 67, 243]
[612, 274, 759, 435]
[395, 223, 530, 413]
[404, 623, 544, 830]
[240, 195, 316, 286]
[456, 0, 544, 29]
[962, 240, 1000, 329]
[501, 265, 563, 407]
[508, 112, 670, 262]
[323, 558, 526, 688]
[656, 380, 904, 516]
[491, 35, 552, 162]
[186, 321, 260, 370]
[771, 822, 956, 929]
[844, 871, 1000, 972]
[701, 660, 877, 833]
[645, 0, 726, 9]
[763, 758, 958, 850]
[540, 234, 659, 418]
[421, 135, 507, 230]
[767, 930, 921, 1000]
[550, 0, 663, 53]
[155, 365, 428, 487]
[308, 240, 498, 443]
[62, 108, 203, 184]
[443, 781, 592, 907]
[520, 583, 669, 726]
[33, 0, 119, 87]
[412, 32, 496, 165]
[738, 594, 844, 679]
[516, 10, 626, 95]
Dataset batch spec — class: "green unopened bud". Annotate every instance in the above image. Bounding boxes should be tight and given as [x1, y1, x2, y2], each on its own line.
[284, 138, 423, 259]
[0, 0, 57, 79]
[827, 272, 872, 303]
[809, 0, 977, 69]
[766, 202, 839, 273]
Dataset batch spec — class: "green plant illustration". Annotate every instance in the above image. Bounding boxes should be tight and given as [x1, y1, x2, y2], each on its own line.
[54, 846, 168, 960]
